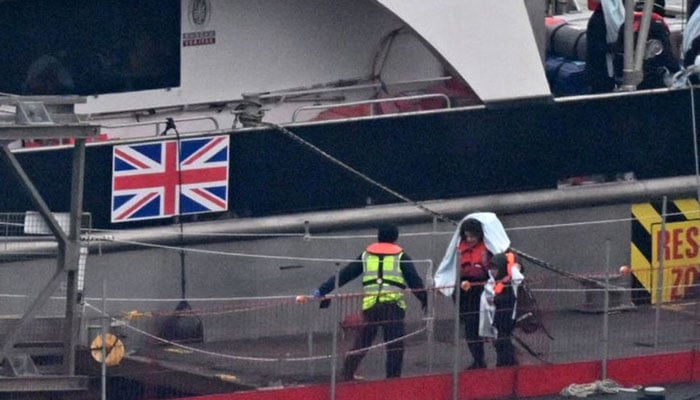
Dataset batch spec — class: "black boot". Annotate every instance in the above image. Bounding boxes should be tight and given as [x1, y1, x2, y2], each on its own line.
[467, 341, 485, 370]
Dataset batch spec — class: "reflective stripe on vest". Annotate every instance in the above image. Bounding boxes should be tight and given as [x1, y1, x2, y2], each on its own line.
[361, 242, 407, 310]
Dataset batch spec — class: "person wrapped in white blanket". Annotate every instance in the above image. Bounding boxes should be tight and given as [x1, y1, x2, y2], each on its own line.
[434, 212, 524, 368]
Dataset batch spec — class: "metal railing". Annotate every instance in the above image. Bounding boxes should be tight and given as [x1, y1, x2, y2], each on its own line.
[291, 93, 451, 122]
[78, 278, 699, 399]
[248, 76, 452, 102]
[0, 212, 92, 261]
[101, 116, 220, 137]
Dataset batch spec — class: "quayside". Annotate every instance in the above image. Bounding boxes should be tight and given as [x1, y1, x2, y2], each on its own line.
[0, 0, 699, 399]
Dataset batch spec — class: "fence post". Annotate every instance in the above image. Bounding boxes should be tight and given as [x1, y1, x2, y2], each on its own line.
[330, 273, 340, 400]
[654, 196, 668, 347]
[306, 319, 314, 379]
[427, 216, 438, 373]
[101, 278, 107, 400]
[452, 268, 461, 400]
[602, 239, 611, 380]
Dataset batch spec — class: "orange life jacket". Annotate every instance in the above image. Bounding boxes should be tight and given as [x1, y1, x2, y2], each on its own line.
[459, 241, 490, 282]
[494, 251, 519, 294]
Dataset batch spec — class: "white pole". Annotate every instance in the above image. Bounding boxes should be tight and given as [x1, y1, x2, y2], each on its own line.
[452, 266, 460, 400]
[601, 239, 611, 379]
[101, 277, 107, 400]
[654, 196, 668, 347]
[427, 216, 438, 373]
[330, 272, 340, 400]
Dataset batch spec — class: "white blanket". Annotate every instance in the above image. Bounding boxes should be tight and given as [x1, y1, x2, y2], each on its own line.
[479, 265, 525, 338]
[601, 0, 624, 45]
[479, 271, 498, 338]
[434, 212, 511, 296]
[683, 6, 700, 57]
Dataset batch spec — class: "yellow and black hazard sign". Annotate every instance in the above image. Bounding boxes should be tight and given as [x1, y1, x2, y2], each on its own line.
[631, 199, 700, 304]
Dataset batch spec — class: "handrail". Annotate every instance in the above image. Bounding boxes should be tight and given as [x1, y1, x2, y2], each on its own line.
[100, 116, 219, 136]
[82, 76, 452, 121]
[291, 93, 451, 122]
[248, 76, 452, 101]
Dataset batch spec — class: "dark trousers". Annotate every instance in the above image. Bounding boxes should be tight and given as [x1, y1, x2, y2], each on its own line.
[493, 293, 518, 367]
[585, 8, 615, 93]
[343, 301, 406, 379]
[458, 285, 485, 366]
[459, 285, 519, 368]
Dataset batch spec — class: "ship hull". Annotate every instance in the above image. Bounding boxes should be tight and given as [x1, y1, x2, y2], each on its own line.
[2, 87, 698, 230]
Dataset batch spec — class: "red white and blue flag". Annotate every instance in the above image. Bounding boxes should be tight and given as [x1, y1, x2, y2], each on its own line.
[111, 135, 229, 222]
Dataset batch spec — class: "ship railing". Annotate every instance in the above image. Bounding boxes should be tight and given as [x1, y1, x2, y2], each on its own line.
[19, 116, 220, 147]
[0, 211, 92, 260]
[77, 275, 699, 398]
[100, 116, 220, 137]
[247, 76, 452, 102]
[290, 93, 452, 123]
[3, 207, 700, 396]
[73, 76, 453, 138]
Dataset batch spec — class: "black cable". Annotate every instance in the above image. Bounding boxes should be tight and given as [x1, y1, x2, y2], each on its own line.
[160, 117, 177, 136]
[370, 28, 404, 98]
[262, 121, 613, 288]
[164, 118, 187, 299]
[160, 118, 204, 341]
[260, 121, 453, 226]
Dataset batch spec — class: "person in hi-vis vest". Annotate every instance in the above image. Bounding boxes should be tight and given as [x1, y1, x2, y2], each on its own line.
[300, 224, 427, 380]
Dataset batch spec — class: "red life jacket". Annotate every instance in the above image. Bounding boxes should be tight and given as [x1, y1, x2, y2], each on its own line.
[459, 241, 490, 282]
[631, 11, 668, 32]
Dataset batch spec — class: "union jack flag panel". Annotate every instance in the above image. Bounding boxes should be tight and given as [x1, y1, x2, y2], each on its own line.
[111, 135, 229, 222]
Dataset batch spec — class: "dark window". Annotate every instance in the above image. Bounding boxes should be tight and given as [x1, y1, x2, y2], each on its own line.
[0, 0, 181, 96]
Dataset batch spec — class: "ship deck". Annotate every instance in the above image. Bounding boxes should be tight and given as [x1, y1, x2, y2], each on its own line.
[64, 298, 700, 399]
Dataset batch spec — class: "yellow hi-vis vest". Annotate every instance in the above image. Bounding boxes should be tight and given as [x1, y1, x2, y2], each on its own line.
[361, 242, 407, 310]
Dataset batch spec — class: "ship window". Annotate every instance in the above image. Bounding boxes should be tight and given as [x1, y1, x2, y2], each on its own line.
[0, 0, 181, 96]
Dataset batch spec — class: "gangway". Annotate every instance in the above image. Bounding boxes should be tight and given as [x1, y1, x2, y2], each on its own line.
[0, 95, 98, 395]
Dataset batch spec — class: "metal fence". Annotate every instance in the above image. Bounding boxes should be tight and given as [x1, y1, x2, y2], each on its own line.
[76, 263, 699, 399]
[0, 209, 699, 399]
[0, 212, 92, 262]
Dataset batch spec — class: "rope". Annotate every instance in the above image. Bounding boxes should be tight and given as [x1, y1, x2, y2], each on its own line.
[513, 248, 614, 288]
[259, 121, 648, 289]
[261, 122, 454, 225]
[560, 379, 637, 397]
[85, 302, 430, 363]
[345, 326, 427, 355]
[512, 335, 550, 363]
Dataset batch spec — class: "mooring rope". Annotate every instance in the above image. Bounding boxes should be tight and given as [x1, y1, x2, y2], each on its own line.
[263, 121, 615, 287]
[85, 302, 429, 363]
